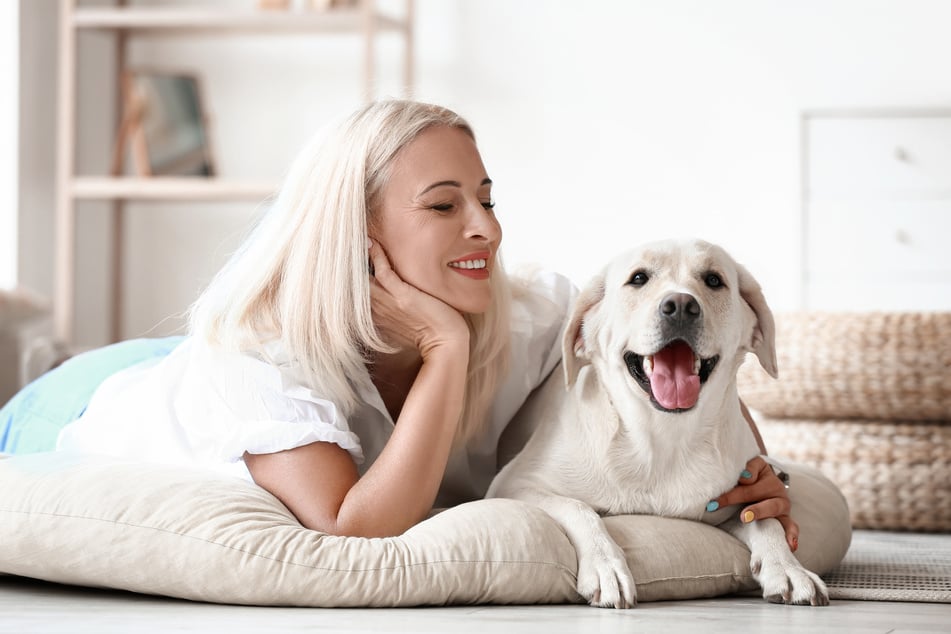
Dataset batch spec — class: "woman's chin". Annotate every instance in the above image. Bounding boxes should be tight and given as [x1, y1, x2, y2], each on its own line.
[448, 294, 492, 316]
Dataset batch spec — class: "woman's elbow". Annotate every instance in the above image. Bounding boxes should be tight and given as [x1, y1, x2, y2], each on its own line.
[310, 510, 420, 538]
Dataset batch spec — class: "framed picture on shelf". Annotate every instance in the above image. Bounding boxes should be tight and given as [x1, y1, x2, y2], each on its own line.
[113, 70, 215, 177]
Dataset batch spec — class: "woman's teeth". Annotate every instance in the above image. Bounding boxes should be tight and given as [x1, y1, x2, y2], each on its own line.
[449, 259, 487, 270]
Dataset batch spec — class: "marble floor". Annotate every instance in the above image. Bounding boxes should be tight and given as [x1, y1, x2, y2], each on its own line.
[3, 576, 951, 634]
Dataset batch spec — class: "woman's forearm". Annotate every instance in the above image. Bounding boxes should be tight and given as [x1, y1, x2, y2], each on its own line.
[333, 344, 468, 536]
[247, 346, 468, 537]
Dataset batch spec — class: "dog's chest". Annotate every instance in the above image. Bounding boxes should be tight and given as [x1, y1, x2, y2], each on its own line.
[596, 450, 742, 520]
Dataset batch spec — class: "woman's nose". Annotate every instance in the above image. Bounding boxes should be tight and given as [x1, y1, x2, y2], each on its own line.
[464, 201, 501, 242]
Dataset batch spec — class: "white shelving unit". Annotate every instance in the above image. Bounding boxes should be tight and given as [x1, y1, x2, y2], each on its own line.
[55, 0, 413, 343]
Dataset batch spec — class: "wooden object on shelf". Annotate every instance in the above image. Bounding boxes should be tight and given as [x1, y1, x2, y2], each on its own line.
[54, 0, 414, 344]
[109, 73, 149, 177]
[112, 70, 215, 178]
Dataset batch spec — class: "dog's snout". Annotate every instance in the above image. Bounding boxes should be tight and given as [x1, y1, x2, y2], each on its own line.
[659, 293, 701, 323]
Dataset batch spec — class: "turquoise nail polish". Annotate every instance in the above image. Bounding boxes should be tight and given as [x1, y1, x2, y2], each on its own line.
[741, 470, 752, 479]
[706, 500, 719, 512]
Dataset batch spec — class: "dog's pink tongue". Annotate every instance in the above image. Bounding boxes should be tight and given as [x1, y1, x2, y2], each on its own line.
[649, 341, 700, 410]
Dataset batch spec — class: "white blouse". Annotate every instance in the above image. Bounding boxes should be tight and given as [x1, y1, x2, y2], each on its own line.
[57, 271, 576, 507]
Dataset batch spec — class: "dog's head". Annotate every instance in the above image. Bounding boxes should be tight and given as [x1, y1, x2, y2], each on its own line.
[563, 239, 777, 413]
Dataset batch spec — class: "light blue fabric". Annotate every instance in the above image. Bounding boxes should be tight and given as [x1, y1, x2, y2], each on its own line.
[0, 336, 185, 455]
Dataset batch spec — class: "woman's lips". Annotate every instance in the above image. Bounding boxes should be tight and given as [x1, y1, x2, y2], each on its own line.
[448, 252, 490, 280]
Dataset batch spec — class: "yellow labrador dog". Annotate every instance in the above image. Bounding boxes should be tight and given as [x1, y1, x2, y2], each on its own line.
[488, 239, 828, 608]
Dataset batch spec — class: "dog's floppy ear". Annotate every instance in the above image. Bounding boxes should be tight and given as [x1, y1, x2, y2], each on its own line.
[736, 262, 778, 378]
[562, 274, 605, 388]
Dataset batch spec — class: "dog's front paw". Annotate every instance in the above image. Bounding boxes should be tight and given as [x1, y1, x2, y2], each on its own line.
[575, 544, 637, 609]
[751, 555, 830, 606]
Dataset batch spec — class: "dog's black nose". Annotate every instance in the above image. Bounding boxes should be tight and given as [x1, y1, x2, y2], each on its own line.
[659, 293, 701, 323]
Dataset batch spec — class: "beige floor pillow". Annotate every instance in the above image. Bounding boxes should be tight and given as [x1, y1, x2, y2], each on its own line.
[0, 452, 850, 606]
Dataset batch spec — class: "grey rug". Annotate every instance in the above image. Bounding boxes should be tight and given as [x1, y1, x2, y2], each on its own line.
[823, 530, 951, 603]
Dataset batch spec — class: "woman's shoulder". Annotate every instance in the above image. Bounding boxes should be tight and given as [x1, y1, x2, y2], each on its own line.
[176, 337, 358, 442]
[507, 267, 578, 335]
[503, 268, 578, 386]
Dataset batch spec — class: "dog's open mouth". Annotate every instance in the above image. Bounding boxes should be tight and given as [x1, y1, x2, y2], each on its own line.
[623, 341, 719, 412]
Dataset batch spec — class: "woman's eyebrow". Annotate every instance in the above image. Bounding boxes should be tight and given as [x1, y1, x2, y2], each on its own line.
[419, 177, 492, 196]
[419, 180, 461, 195]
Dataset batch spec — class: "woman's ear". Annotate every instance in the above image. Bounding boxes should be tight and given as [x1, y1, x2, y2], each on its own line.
[562, 275, 606, 388]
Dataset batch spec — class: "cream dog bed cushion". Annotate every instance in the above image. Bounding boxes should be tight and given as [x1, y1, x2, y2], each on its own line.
[0, 452, 850, 606]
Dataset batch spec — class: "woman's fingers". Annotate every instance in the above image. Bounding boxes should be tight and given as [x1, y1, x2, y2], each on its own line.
[368, 239, 400, 290]
[713, 473, 787, 509]
[737, 499, 799, 551]
[705, 455, 800, 552]
[740, 455, 770, 483]
[778, 515, 801, 552]
[736, 496, 791, 525]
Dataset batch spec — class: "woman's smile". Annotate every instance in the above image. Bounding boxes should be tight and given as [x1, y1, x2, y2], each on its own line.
[448, 251, 491, 280]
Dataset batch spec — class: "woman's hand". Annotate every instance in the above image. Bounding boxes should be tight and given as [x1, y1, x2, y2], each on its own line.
[709, 456, 800, 552]
[368, 240, 469, 359]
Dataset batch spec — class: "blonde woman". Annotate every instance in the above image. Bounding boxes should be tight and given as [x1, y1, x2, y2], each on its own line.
[5, 100, 797, 541]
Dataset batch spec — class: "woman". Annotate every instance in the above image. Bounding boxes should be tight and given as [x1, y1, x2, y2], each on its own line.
[12, 100, 796, 541]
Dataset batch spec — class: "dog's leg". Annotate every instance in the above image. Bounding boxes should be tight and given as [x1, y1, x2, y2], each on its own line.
[510, 488, 636, 608]
[726, 517, 830, 606]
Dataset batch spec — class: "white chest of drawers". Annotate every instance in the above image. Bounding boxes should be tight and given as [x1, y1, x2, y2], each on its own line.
[802, 111, 951, 311]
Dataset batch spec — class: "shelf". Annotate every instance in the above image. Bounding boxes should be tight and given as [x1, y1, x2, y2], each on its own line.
[55, 0, 414, 344]
[72, 6, 407, 34]
[71, 177, 277, 202]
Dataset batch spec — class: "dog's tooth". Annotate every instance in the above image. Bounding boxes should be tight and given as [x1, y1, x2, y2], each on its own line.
[644, 356, 653, 377]
[693, 356, 701, 375]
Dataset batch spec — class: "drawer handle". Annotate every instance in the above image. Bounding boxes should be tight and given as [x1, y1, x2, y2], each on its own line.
[895, 229, 912, 245]
[894, 146, 910, 162]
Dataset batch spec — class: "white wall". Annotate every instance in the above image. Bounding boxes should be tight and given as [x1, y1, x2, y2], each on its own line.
[1, 1, 18, 290]
[18, 0, 951, 347]
[430, 0, 951, 304]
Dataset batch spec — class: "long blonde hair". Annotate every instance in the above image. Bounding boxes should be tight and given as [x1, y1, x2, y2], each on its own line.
[189, 100, 511, 444]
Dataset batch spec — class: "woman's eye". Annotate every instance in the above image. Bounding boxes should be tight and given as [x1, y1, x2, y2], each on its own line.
[705, 273, 723, 288]
[627, 271, 649, 286]
[430, 203, 454, 212]
[482, 200, 496, 210]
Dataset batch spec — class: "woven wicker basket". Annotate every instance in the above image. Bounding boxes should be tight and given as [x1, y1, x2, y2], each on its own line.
[738, 312, 951, 421]
[759, 418, 951, 532]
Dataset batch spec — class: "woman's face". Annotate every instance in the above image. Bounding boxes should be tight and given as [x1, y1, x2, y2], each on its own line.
[372, 125, 502, 314]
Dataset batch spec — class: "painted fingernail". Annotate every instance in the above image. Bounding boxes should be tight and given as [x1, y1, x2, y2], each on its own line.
[367, 239, 374, 249]
[742, 510, 755, 523]
[706, 500, 719, 512]
[741, 470, 752, 479]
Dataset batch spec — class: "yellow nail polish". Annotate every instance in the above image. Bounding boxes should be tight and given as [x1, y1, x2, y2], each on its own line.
[743, 510, 755, 523]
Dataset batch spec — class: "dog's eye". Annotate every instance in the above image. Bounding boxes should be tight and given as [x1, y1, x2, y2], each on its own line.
[627, 271, 649, 286]
[705, 273, 723, 288]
